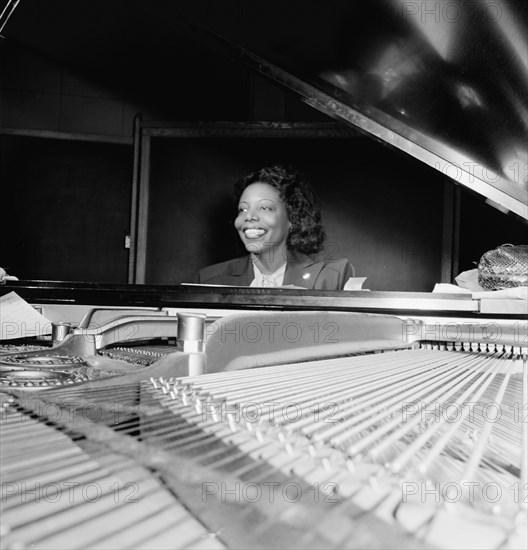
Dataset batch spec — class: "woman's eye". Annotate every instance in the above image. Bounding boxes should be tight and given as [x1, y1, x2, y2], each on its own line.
[238, 206, 247, 213]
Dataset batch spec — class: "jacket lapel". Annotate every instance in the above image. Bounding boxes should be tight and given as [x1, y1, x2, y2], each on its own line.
[283, 252, 323, 289]
[220, 255, 253, 286]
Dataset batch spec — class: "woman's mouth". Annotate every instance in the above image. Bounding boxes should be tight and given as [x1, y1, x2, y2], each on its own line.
[244, 228, 266, 239]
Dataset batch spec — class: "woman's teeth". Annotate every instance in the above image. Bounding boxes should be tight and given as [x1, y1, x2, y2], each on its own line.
[244, 228, 266, 238]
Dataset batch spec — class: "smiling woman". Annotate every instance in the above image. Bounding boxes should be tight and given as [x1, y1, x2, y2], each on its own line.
[194, 165, 355, 290]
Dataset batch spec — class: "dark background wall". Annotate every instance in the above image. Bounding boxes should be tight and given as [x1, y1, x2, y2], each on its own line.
[0, 1, 525, 290]
[1, 136, 131, 282]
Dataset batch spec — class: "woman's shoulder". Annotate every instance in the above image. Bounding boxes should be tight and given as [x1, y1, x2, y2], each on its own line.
[291, 252, 354, 272]
[317, 256, 355, 277]
[319, 256, 353, 267]
[287, 252, 355, 289]
[196, 255, 250, 280]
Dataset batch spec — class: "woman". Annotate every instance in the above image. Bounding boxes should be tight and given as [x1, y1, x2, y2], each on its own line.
[195, 165, 355, 290]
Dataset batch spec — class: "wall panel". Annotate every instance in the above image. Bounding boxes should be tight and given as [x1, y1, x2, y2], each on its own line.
[1, 135, 131, 282]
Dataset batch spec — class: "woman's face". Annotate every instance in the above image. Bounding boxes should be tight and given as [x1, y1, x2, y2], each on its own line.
[234, 182, 291, 257]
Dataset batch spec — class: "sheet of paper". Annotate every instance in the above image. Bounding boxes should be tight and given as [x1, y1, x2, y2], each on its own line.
[343, 277, 368, 291]
[433, 283, 471, 294]
[472, 286, 528, 300]
[434, 283, 527, 300]
[0, 291, 52, 340]
[181, 283, 308, 289]
[181, 283, 249, 288]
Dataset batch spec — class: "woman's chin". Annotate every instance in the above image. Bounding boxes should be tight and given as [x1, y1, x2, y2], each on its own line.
[244, 242, 264, 254]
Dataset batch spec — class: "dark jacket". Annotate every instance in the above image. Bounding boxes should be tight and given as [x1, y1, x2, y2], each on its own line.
[195, 252, 355, 290]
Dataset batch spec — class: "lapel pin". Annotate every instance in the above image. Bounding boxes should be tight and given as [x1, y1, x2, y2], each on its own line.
[302, 273, 310, 279]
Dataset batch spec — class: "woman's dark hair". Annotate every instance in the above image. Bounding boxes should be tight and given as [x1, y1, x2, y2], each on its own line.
[234, 164, 326, 255]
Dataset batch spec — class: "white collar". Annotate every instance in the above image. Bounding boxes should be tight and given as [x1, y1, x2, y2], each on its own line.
[250, 261, 287, 287]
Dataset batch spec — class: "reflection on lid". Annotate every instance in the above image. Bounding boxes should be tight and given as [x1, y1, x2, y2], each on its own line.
[174, 0, 528, 219]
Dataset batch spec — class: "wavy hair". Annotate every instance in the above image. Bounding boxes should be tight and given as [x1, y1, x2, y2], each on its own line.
[234, 165, 326, 255]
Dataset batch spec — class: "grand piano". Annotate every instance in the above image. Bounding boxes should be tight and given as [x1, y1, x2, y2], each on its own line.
[1, 1, 527, 548]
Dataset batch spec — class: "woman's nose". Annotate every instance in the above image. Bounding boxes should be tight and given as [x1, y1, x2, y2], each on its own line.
[245, 207, 258, 221]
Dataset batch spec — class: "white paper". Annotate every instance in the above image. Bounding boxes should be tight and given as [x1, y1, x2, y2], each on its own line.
[433, 283, 472, 295]
[0, 291, 52, 340]
[181, 282, 308, 289]
[343, 277, 368, 291]
[180, 282, 242, 287]
[433, 283, 527, 300]
[454, 268, 486, 292]
[472, 286, 528, 300]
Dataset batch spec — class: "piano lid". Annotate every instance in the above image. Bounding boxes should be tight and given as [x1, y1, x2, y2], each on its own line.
[158, 0, 528, 220]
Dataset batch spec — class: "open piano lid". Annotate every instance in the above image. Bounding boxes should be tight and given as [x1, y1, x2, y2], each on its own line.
[160, 0, 527, 220]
